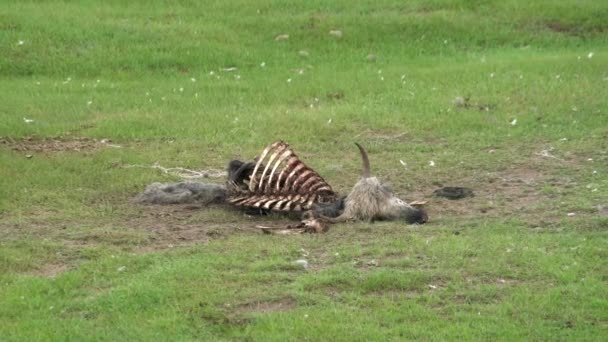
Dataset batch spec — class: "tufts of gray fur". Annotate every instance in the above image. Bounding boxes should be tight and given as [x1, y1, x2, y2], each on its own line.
[135, 182, 227, 205]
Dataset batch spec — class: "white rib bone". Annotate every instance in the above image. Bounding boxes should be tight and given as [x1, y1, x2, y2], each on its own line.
[258, 143, 287, 191]
[249, 140, 283, 191]
[265, 148, 293, 193]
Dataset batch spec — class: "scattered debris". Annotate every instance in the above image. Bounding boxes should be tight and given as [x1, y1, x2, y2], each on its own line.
[567, 212, 576, 217]
[409, 200, 427, 208]
[99, 139, 122, 148]
[429, 160, 435, 167]
[366, 54, 377, 61]
[535, 148, 564, 161]
[366, 260, 378, 267]
[298, 50, 309, 57]
[220, 67, 237, 72]
[329, 30, 343, 38]
[124, 163, 227, 179]
[256, 218, 329, 235]
[23, 117, 34, 124]
[433, 187, 474, 200]
[275, 34, 289, 41]
[293, 259, 309, 269]
[510, 118, 518, 126]
[117, 266, 126, 272]
[452, 96, 495, 111]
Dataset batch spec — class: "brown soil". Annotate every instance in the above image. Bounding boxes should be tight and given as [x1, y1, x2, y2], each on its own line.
[124, 202, 309, 253]
[0, 135, 121, 153]
[416, 162, 572, 227]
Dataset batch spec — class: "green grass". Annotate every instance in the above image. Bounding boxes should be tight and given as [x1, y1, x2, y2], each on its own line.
[1, 0, 607, 340]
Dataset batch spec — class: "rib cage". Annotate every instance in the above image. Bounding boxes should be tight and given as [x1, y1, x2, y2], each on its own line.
[228, 140, 337, 212]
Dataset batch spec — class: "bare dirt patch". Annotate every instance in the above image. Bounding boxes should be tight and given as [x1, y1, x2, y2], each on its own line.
[427, 165, 554, 224]
[128, 203, 292, 251]
[195, 297, 297, 326]
[127, 205, 238, 250]
[545, 21, 606, 37]
[26, 263, 70, 278]
[233, 297, 297, 315]
[0, 135, 121, 153]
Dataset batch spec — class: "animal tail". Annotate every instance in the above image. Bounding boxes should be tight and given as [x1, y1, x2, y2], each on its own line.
[354, 142, 371, 178]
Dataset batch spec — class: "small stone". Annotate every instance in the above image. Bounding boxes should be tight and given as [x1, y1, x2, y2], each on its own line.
[294, 259, 308, 268]
[329, 30, 343, 38]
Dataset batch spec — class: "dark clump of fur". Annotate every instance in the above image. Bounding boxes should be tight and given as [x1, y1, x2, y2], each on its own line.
[405, 208, 428, 224]
[135, 182, 227, 204]
[433, 186, 474, 200]
[312, 196, 346, 218]
[227, 160, 255, 188]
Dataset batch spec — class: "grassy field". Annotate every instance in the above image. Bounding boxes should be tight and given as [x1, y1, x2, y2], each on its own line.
[1, 0, 607, 340]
